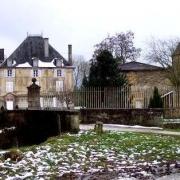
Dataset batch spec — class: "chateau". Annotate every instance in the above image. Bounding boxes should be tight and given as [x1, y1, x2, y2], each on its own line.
[0, 35, 74, 110]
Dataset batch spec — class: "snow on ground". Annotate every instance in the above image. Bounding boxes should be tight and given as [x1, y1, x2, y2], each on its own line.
[103, 124, 163, 130]
[0, 126, 16, 134]
[80, 124, 180, 136]
[0, 130, 179, 179]
[80, 124, 163, 130]
[156, 173, 180, 180]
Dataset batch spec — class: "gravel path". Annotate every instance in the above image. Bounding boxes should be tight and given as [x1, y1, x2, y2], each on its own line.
[80, 124, 180, 136]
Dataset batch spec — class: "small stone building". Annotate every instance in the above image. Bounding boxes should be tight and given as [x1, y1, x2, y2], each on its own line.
[118, 61, 171, 108]
[119, 61, 170, 89]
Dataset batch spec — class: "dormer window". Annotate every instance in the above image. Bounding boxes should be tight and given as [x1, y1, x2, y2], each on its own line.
[32, 57, 38, 67]
[57, 69, 62, 77]
[7, 59, 13, 67]
[56, 58, 63, 67]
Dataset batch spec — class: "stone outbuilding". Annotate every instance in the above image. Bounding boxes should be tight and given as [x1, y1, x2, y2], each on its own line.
[119, 61, 170, 89]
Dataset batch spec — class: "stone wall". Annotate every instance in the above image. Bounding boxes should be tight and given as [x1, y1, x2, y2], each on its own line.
[80, 108, 163, 127]
[0, 109, 79, 149]
[164, 108, 180, 118]
[125, 70, 170, 89]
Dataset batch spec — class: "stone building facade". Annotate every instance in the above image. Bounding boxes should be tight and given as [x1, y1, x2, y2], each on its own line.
[0, 35, 74, 110]
[119, 61, 170, 89]
[119, 62, 171, 108]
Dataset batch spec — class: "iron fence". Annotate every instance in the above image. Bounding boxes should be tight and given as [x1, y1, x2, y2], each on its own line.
[0, 86, 179, 109]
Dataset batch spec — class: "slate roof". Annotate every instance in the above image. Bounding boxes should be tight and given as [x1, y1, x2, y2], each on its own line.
[172, 42, 180, 56]
[1, 35, 69, 67]
[119, 61, 164, 71]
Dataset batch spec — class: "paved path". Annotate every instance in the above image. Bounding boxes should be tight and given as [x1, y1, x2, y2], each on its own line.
[80, 124, 180, 136]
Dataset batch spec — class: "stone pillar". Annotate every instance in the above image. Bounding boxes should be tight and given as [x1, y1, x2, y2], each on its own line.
[94, 121, 103, 134]
[66, 113, 79, 133]
[27, 78, 41, 109]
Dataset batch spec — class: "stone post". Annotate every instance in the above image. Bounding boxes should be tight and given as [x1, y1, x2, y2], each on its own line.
[94, 121, 103, 134]
[66, 113, 80, 133]
[27, 78, 41, 109]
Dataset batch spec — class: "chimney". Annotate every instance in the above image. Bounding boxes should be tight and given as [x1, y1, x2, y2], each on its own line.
[44, 38, 49, 57]
[0, 49, 4, 63]
[68, 44, 72, 65]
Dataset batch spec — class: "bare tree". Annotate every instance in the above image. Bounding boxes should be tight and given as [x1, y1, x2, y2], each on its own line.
[94, 31, 141, 64]
[73, 55, 90, 88]
[167, 64, 180, 90]
[144, 37, 180, 67]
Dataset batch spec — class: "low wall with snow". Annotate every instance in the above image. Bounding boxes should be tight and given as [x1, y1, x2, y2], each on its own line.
[80, 108, 163, 126]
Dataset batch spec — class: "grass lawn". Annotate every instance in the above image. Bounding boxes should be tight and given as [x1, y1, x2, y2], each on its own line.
[0, 130, 179, 179]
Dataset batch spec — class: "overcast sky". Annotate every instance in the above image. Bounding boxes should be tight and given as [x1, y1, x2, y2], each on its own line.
[0, 0, 180, 61]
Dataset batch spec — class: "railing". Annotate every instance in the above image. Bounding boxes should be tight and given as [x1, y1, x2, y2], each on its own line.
[1, 86, 179, 109]
[40, 86, 172, 109]
[161, 90, 180, 108]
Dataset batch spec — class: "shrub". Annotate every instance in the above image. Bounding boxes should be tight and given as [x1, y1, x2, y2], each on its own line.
[149, 87, 163, 108]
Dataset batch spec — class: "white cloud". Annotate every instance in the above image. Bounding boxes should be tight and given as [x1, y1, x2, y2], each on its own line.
[0, 0, 180, 60]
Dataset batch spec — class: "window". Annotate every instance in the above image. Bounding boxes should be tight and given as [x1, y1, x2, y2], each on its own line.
[6, 82, 13, 92]
[7, 59, 13, 67]
[7, 69, 12, 77]
[32, 58, 38, 67]
[33, 69, 38, 77]
[56, 81, 63, 91]
[54, 69, 64, 78]
[40, 97, 44, 108]
[53, 97, 57, 107]
[135, 100, 143, 108]
[32, 69, 40, 77]
[56, 59, 63, 67]
[57, 69, 61, 77]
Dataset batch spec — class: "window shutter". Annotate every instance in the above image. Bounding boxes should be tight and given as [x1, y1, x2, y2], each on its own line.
[11, 82, 14, 92]
[38, 69, 41, 77]
[6, 82, 8, 92]
[56, 81, 64, 91]
[31, 69, 33, 77]
[6, 82, 13, 92]
[54, 69, 57, 77]
[0, 70, 3, 77]
[4, 70, 7, 77]
[56, 81, 59, 91]
[12, 69, 15, 77]
[61, 69, 65, 77]
[53, 97, 57, 107]
[59, 81, 63, 91]
[40, 97, 44, 108]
